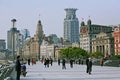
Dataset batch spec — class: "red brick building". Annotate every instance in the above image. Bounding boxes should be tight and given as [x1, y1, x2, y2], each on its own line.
[114, 27, 120, 55]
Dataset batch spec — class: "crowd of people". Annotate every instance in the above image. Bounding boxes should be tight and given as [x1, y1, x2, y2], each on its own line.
[15, 55, 94, 80]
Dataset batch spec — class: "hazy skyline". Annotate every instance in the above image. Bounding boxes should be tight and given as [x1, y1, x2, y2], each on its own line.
[0, 0, 120, 40]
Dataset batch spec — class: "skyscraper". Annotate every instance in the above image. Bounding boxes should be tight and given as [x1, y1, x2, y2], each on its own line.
[21, 29, 30, 40]
[7, 27, 20, 54]
[64, 8, 79, 43]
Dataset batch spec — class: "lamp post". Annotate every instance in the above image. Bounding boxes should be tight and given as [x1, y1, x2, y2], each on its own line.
[11, 19, 16, 61]
[18, 38, 22, 57]
[38, 39, 42, 60]
[27, 39, 31, 59]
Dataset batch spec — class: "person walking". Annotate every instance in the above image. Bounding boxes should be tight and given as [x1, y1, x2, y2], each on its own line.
[86, 57, 89, 73]
[28, 58, 30, 65]
[88, 58, 92, 74]
[70, 59, 73, 68]
[32, 58, 34, 65]
[44, 58, 47, 67]
[50, 58, 53, 66]
[46, 58, 49, 68]
[16, 56, 21, 80]
[100, 58, 104, 66]
[62, 58, 66, 69]
[78, 58, 81, 65]
[58, 59, 60, 66]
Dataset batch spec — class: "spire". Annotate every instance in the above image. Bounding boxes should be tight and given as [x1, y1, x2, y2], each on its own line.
[87, 16, 92, 26]
[81, 18, 85, 26]
[36, 19, 43, 38]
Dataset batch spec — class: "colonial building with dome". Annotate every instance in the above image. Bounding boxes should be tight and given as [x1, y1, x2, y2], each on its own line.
[80, 19, 113, 53]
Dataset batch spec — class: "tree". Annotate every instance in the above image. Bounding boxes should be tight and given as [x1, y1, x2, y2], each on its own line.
[90, 52, 104, 58]
[60, 47, 88, 59]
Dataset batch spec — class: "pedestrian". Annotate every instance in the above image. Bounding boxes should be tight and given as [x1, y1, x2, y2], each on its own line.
[58, 59, 60, 66]
[28, 58, 30, 65]
[86, 57, 89, 73]
[100, 59, 104, 66]
[88, 58, 92, 74]
[50, 58, 53, 66]
[32, 58, 34, 65]
[44, 58, 47, 67]
[70, 59, 73, 68]
[81, 59, 84, 65]
[119, 60, 120, 67]
[15, 56, 21, 80]
[46, 58, 49, 68]
[78, 58, 81, 65]
[62, 58, 66, 69]
[21, 63, 27, 77]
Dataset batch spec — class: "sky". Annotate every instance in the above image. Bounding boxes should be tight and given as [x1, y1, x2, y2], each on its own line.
[0, 0, 120, 41]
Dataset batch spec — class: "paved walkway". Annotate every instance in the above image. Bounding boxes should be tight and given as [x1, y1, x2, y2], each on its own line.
[20, 62, 120, 80]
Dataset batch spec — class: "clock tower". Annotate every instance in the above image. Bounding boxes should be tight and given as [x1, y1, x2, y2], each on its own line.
[80, 19, 112, 52]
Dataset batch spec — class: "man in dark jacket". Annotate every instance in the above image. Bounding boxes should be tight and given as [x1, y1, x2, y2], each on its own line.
[88, 58, 92, 74]
[62, 58, 66, 69]
[58, 59, 60, 66]
[70, 59, 73, 68]
[16, 56, 21, 80]
[86, 58, 89, 73]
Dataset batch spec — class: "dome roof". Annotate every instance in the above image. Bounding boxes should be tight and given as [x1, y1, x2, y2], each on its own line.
[81, 21, 85, 26]
[87, 19, 92, 25]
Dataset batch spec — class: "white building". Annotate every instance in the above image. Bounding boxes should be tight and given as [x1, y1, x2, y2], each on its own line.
[40, 40, 55, 59]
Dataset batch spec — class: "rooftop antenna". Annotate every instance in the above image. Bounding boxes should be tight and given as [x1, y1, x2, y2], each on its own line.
[39, 14, 41, 20]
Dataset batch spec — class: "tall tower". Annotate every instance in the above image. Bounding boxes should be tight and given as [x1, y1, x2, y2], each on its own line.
[35, 20, 43, 60]
[36, 20, 43, 39]
[64, 8, 79, 43]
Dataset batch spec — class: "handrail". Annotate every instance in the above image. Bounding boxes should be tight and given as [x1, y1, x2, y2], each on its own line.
[0, 64, 15, 80]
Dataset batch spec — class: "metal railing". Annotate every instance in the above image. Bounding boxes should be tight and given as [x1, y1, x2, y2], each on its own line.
[0, 64, 15, 80]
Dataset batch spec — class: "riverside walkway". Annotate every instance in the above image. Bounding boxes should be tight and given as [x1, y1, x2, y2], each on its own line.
[20, 62, 120, 80]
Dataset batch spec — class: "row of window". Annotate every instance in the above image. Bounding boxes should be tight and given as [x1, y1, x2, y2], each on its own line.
[115, 49, 120, 53]
[92, 40, 111, 44]
[80, 43, 89, 45]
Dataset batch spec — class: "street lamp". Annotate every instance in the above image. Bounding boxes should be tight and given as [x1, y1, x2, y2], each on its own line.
[11, 19, 17, 61]
[27, 39, 31, 58]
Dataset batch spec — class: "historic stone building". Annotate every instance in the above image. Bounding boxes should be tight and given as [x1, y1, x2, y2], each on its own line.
[80, 19, 113, 52]
[92, 32, 114, 57]
[40, 39, 55, 59]
[23, 20, 43, 59]
[114, 27, 120, 55]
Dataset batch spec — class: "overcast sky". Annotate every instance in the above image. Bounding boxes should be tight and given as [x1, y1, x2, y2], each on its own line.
[0, 0, 120, 40]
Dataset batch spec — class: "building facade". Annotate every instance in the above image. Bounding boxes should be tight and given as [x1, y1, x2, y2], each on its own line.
[64, 8, 79, 43]
[40, 40, 55, 59]
[80, 19, 113, 52]
[23, 20, 43, 59]
[114, 27, 120, 55]
[0, 39, 6, 50]
[7, 27, 22, 55]
[92, 32, 114, 57]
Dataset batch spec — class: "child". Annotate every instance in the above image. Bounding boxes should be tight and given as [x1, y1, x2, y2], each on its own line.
[21, 63, 27, 77]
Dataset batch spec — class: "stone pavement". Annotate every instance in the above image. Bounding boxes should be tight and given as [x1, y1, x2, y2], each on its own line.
[20, 62, 120, 80]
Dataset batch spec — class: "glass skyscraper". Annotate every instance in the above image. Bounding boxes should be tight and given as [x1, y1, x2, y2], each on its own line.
[64, 8, 79, 43]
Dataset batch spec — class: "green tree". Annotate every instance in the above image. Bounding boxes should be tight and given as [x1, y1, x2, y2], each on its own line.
[114, 55, 120, 59]
[60, 47, 88, 59]
[90, 52, 103, 58]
